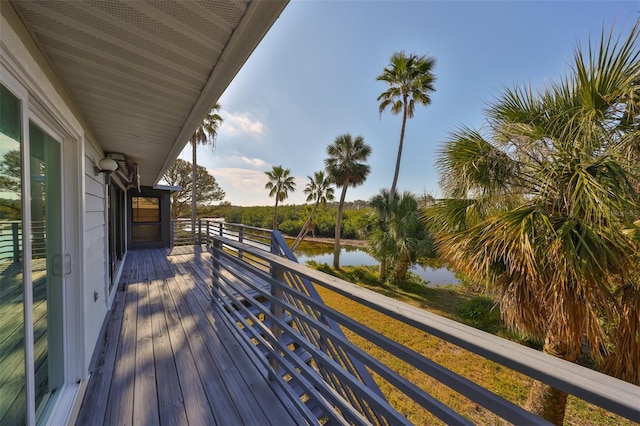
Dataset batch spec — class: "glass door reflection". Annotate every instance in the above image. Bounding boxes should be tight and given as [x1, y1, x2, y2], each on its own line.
[29, 122, 63, 420]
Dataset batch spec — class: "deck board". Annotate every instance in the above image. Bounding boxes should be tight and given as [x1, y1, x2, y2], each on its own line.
[104, 250, 139, 426]
[77, 247, 303, 426]
[147, 252, 188, 425]
[132, 250, 159, 424]
[167, 251, 296, 425]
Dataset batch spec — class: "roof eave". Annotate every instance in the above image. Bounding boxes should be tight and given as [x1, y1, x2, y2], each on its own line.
[155, 0, 288, 186]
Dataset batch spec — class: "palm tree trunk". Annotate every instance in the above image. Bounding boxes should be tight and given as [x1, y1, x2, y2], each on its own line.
[389, 98, 408, 205]
[334, 186, 348, 269]
[524, 330, 578, 425]
[272, 199, 279, 230]
[291, 218, 310, 250]
[394, 258, 411, 286]
[379, 258, 388, 281]
[191, 140, 197, 244]
[292, 202, 319, 251]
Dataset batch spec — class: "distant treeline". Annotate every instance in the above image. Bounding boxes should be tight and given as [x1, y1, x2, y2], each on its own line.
[199, 202, 372, 239]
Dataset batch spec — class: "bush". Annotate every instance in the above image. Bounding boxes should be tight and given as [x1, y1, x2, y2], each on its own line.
[457, 297, 502, 334]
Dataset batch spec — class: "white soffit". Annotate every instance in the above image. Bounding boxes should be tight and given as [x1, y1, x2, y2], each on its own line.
[11, 0, 287, 186]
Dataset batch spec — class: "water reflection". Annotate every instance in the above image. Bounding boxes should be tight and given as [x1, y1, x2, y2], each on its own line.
[294, 244, 458, 287]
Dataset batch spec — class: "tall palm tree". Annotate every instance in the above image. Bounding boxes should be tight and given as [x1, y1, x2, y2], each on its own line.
[291, 171, 334, 251]
[265, 165, 296, 230]
[190, 103, 222, 241]
[425, 23, 640, 425]
[377, 51, 436, 205]
[325, 134, 372, 268]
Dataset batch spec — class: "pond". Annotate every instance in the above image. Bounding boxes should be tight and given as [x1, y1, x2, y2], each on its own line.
[294, 244, 459, 287]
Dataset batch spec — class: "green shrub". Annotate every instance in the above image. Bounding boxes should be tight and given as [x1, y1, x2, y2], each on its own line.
[457, 297, 502, 334]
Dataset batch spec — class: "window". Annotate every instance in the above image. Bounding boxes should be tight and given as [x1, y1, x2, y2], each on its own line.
[131, 196, 161, 244]
[132, 196, 159, 223]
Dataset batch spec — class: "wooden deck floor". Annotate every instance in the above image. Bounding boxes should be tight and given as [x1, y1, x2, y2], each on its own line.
[76, 247, 304, 426]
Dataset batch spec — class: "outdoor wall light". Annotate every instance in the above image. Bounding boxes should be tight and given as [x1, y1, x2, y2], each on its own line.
[98, 157, 118, 173]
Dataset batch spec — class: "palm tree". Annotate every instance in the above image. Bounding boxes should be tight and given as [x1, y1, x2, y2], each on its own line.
[190, 103, 223, 241]
[325, 134, 372, 268]
[366, 188, 393, 281]
[368, 190, 433, 284]
[425, 23, 640, 425]
[265, 165, 296, 229]
[377, 51, 436, 205]
[291, 171, 334, 251]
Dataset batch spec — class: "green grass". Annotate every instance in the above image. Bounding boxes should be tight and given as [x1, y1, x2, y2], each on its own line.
[306, 262, 637, 426]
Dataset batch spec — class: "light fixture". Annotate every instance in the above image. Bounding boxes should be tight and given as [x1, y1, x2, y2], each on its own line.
[98, 157, 118, 173]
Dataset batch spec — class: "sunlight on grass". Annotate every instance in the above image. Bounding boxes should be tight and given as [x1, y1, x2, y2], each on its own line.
[310, 264, 636, 425]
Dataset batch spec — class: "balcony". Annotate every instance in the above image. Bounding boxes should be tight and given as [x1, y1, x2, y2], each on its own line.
[77, 222, 640, 425]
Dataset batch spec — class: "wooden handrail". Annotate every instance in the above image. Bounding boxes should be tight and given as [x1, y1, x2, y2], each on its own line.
[204, 221, 640, 424]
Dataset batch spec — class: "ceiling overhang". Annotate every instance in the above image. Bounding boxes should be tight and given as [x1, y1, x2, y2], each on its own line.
[11, 0, 287, 187]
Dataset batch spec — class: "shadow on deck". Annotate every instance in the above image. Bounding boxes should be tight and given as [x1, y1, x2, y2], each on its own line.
[76, 247, 303, 425]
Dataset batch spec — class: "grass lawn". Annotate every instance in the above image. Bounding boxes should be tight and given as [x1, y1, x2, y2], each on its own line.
[307, 263, 636, 426]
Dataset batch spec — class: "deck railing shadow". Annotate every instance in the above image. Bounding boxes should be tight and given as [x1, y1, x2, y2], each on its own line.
[203, 221, 640, 425]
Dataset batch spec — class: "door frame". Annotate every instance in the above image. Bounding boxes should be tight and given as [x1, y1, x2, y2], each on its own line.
[128, 186, 171, 250]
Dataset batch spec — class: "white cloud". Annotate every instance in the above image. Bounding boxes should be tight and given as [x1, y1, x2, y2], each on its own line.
[211, 167, 309, 206]
[221, 112, 265, 137]
[212, 168, 265, 188]
[237, 156, 267, 168]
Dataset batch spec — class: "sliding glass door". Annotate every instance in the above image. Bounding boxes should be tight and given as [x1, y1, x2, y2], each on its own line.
[29, 122, 64, 420]
[0, 79, 28, 426]
[0, 84, 65, 424]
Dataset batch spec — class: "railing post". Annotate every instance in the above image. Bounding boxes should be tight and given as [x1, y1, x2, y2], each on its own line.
[211, 237, 222, 296]
[269, 262, 284, 381]
[205, 220, 210, 248]
[270, 232, 277, 255]
[197, 219, 202, 245]
[238, 226, 244, 260]
[218, 222, 223, 238]
[170, 220, 175, 249]
[12, 222, 19, 263]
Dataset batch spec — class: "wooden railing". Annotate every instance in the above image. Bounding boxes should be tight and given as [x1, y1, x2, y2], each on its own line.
[203, 221, 640, 424]
[0, 220, 46, 264]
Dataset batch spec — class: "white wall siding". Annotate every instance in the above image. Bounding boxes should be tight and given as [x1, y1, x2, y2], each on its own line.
[83, 145, 108, 364]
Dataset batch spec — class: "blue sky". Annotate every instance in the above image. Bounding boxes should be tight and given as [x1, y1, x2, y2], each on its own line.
[179, 0, 639, 206]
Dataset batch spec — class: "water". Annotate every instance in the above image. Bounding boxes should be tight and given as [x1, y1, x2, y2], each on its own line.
[295, 246, 458, 287]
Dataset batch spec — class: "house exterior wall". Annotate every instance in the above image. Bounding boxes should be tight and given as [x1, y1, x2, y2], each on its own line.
[1, 2, 113, 422]
[83, 145, 109, 365]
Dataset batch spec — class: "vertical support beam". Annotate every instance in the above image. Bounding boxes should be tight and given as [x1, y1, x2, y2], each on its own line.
[205, 220, 210, 248]
[269, 262, 284, 381]
[238, 226, 244, 259]
[197, 219, 202, 245]
[170, 220, 175, 249]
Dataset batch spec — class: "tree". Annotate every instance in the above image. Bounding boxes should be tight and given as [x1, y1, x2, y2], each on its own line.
[162, 159, 225, 219]
[265, 165, 296, 229]
[369, 191, 433, 285]
[425, 23, 640, 424]
[0, 150, 22, 220]
[324, 134, 372, 268]
[377, 51, 436, 205]
[0, 150, 21, 195]
[291, 171, 335, 251]
[190, 104, 223, 240]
